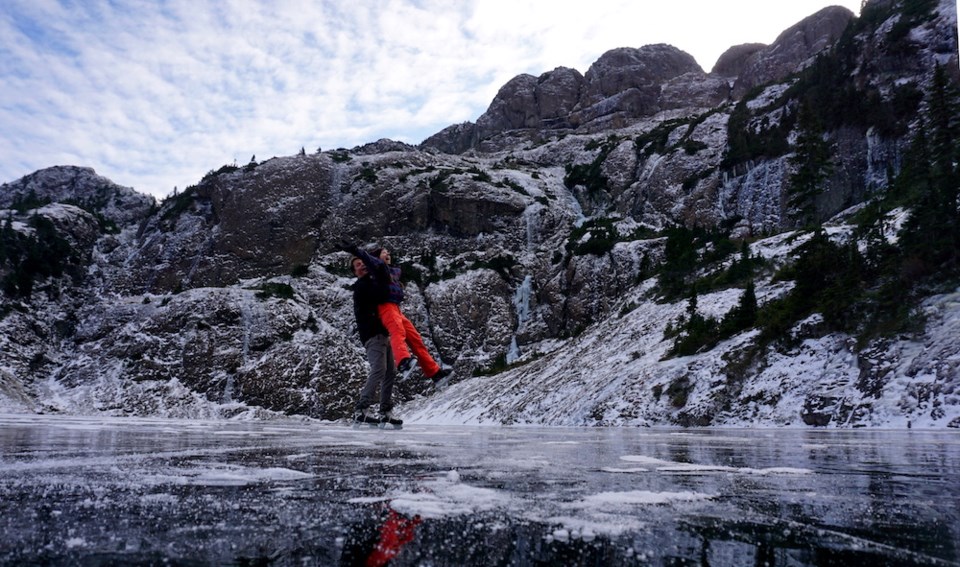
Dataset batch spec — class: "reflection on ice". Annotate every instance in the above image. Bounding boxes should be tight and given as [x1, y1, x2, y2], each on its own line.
[0, 414, 958, 566]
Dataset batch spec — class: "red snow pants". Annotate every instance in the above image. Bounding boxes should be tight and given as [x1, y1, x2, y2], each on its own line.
[377, 303, 441, 378]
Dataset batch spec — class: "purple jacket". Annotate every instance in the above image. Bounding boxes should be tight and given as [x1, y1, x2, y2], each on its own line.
[355, 248, 404, 304]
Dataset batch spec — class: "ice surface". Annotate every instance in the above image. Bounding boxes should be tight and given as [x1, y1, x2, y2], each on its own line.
[1, 414, 958, 566]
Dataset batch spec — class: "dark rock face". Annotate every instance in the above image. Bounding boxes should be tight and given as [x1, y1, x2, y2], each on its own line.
[733, 6, 855, 98]
[118, 155, 335, 292]
[536, 67, 587, 127]
[35, 204, 102, 256]
[435, 44, 707, 152]
[0, 165, 155, 226]
[475, 74, 541, 140]
[352, 138, 419, 155]
[428, 186, 527, 237]
[579, 44, 703, 108]
[201, 157, 334, 283]
[53, 285, 365, 418]
[471, 45, 703, 143]
[712, 43, 766, 77]
[425, 8, 857, 154]
[421, 122, 477, 154]
[424, 269, 516, 361]
[659, 71, 731, 111]
[473, 67, 586, 141]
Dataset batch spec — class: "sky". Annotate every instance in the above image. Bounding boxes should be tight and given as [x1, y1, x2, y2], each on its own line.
[0, 1, 862, 200]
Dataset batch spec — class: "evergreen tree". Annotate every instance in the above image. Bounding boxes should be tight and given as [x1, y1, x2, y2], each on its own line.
[926, 64, 960, 267]
[720, 280, 758, 336]
[887, 117, 931, 205]
[686, 285, 699, 318]
[0, 215, 11, 264]
[722, 240, 757, 285]
[899, 64, 960, 280]
[659, 226, 699, 299]
[819, 243, 865, 331]
[787, 101, 834, 226]
[739, 279, 758, 327]
[670, 285, 723, 357]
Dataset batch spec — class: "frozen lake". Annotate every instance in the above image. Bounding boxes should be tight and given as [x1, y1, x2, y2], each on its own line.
[1, 414, 958, 566]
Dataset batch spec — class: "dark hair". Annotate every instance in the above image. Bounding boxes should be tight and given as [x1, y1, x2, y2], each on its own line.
[370, 247, 384, 258]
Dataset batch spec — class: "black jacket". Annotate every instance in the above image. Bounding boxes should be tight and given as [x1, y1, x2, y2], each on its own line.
[351, 273, 389, 343]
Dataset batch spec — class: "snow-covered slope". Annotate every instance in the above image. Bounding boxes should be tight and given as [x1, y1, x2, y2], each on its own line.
[405, 236, 960, 429]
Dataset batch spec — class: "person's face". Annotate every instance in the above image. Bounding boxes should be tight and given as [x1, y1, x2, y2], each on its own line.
[379, 248, 392, 264]
[352, 258, 367, 277]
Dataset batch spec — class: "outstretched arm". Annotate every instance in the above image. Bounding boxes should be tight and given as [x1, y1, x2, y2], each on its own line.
[340, 240, 389, 280]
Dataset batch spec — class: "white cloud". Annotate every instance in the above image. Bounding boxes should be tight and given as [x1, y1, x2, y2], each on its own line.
[0, 0, 861, 199]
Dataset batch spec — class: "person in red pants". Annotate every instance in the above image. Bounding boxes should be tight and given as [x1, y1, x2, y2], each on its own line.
[339, 505, 422, 567]
[342, 241, 451, 388]
[347, 255, 400, 428]
[365, 509, 422, 567]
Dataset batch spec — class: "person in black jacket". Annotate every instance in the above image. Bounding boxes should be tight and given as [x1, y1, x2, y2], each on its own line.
[349, 254, 401, 428]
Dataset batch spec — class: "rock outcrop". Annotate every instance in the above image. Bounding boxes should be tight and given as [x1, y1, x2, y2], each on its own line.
[732, 6, 856, 97]
[711, 43, 766, 77]
[0, 165, 155, 226]
[424, 7, 858, 154]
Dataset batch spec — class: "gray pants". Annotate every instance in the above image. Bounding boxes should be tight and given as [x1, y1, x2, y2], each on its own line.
[356, 334, 397, 414]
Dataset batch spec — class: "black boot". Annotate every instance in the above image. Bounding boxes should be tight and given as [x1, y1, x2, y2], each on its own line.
[379, 410, 403, 429]
[354, 407, 379, 426]
[431, 368, 451, 390]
